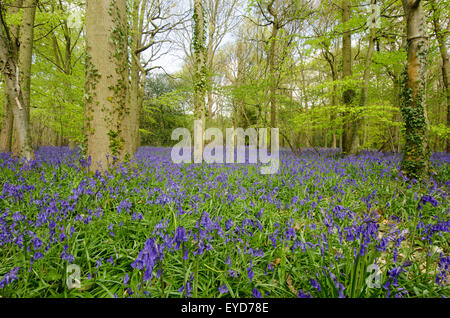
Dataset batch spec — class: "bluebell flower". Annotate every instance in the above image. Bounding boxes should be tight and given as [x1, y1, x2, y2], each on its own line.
[247, 267, 254, 282]
[0, 267, 21, 288]
[310, 278, 321, 292]
[252, 288, 262, 298]
[218, 284, 228, 294]
[298, 290, 311, 298]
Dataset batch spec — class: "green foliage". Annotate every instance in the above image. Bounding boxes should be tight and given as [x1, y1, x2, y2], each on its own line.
[25, 0, 86, 146]
[140, 74, 191, 146]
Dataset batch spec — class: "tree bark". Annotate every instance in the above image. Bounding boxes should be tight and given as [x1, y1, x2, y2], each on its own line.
[400, 0, 430, 179]
[85, 0, 130, 171]
[0, 0, 34, 159]
[193, 0, 207, 162]
[129, 0, 145, 156]
[13, 0, 36, 154]
[0, 89, 13, 152]
[19, 0, 36, 120]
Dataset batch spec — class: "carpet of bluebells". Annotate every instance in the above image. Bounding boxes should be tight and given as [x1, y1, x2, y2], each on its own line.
[0, 146, 449, 298]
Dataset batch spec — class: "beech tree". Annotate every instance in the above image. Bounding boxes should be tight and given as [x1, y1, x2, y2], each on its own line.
[0, 0, 36, 159]
[85, 0, 130, 171]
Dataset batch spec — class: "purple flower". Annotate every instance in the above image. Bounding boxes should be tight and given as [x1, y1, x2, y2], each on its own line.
[298, 290, 312, 298]
[60, 244, 74, 263]
[229, 269, 239, 278]
[131, 237, 161, 282]
[310, 278, 321, 292]
[218, 284, 228, 294]
[107, 256, 114, 265]
[174, 226, 188, 249]
[247, 267, 254, 282]
[0, 267, 21, 288]
[252, 288, 262, 298]
[123, 273, 130, 286]
[186, 274, 194, 298]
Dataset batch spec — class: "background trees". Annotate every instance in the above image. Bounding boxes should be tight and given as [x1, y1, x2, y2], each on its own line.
[0, 0, 448, 178]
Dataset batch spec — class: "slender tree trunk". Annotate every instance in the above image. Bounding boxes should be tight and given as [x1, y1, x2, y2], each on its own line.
[400, 0, 430, 179]
[331, 83, 337, 149]
[323, 48, 337, 149]
[193, 0, 207, 162]
[85, 0, 130, 171]
[430, 0, 449, 152]
[393, 73, 402, 152]
[299, 52, 309, 147]
[268, 1, 280, 131]
[341, 0, 355, 155]
[129, 0, 145, 155]
[351, 15, 376, 154]
[206, 0, 217, 124]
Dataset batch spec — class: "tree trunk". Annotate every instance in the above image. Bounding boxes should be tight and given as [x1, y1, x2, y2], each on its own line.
[193, 0, 207, 162]
[13, 0, 36, 155]
[0, 0, 34, 160]
[400, 0, 430, 179]
[0, 89, 14, 152]
[341, 0, 355, 155]
[393, 73, 402, 152]
[430, 0, 449, 153]
[351, 12, 376, 154]
[322, 47, 337, 149]
[19, 0, 36, 122]
[268, 2, 280, 131]
[85, 0, 130, 171]
[0, 1, 20, 154]
[129, 0, 145, 156]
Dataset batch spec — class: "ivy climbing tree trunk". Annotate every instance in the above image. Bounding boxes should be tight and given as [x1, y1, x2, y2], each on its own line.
[341, 0, 355, 155]
[400, 0, 430, 179]
[85, 0, 130, 172]
[193, 0, 207, 163]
